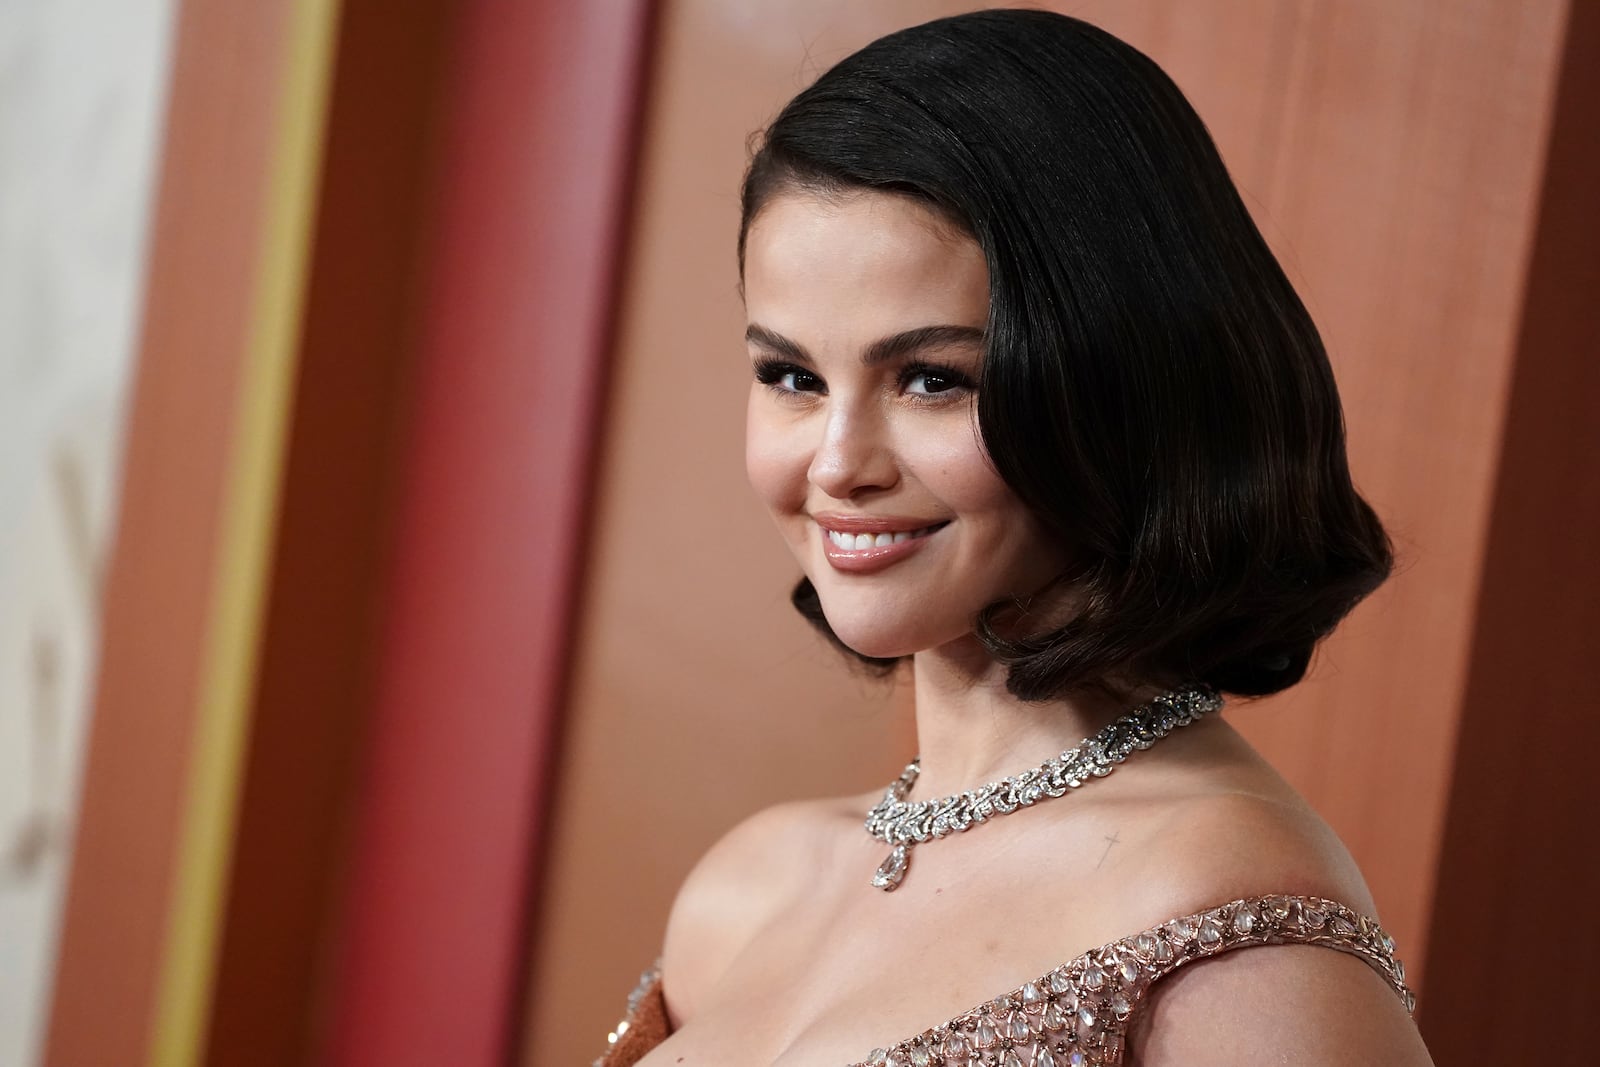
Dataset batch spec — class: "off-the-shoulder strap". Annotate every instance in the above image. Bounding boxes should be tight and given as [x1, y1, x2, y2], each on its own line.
[852, 894, 1414, 1067]
[593, 960, 668, 1067]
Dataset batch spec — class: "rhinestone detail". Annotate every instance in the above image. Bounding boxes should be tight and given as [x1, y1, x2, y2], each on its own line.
[597, 898, 1413, 1067]
[835, 894, 1413, 1067]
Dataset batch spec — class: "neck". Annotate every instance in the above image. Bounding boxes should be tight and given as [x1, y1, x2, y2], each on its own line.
[906, 636, 1167, 799]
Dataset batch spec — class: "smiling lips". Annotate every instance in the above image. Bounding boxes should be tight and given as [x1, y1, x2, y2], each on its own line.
[815, 513, 948, 573]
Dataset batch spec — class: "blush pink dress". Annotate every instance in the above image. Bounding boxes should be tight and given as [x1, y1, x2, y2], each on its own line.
[593, 893, 1413, 1067]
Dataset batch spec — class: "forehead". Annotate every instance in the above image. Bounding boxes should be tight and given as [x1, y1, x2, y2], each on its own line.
[742, 191, 989, 336]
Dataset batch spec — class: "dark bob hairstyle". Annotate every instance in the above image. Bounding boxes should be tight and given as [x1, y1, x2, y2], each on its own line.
[737, 9, 1392, 700]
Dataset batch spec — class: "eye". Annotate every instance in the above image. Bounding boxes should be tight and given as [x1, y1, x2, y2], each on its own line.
[901, 362, 973, 397]
[753, 358, 825, 395]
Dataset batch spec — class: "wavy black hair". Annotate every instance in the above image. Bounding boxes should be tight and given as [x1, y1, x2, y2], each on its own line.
[737, 9, 1392, 700]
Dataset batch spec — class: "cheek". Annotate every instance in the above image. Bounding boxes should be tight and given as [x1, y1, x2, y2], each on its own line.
[905, 420, 1061, 574]
[904, 417, 1011, 513]
[745, 394, 807, 516]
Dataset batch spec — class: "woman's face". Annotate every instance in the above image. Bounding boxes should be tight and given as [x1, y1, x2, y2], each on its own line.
[742, 190, 1069, 659]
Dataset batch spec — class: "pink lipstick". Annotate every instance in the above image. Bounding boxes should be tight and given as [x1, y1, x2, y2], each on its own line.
[814, 513, 949, 574]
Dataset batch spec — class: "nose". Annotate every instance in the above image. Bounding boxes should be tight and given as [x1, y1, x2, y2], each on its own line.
[807, 403, 898, 499]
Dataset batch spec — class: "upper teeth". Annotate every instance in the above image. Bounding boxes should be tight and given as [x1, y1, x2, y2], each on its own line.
[826, 526, 937, 550]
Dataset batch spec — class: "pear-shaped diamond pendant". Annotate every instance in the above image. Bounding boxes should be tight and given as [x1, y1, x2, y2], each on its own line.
[872, 843, 911, 890]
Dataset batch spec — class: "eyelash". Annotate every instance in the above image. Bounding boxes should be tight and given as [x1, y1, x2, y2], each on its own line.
[751, 358, 974, 400]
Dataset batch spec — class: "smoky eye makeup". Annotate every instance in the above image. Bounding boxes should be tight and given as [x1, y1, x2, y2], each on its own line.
[752, 356, 825, 394]
[750, 354, 978, 401]
[899, 360, 976, 397]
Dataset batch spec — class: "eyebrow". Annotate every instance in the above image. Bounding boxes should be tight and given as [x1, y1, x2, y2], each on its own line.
[744, 322, 986, 366]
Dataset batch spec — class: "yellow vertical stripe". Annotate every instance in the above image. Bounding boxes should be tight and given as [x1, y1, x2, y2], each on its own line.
[148, 1, 342, 1063]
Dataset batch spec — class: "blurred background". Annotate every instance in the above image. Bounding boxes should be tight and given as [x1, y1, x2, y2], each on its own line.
[2, 1, 1595, 1065]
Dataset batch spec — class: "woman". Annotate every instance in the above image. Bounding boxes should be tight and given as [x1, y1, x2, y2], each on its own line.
[600, 10, 1434, 1066]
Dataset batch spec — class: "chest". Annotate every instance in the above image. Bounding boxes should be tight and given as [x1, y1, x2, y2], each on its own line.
[637, 815, 1140, 1066]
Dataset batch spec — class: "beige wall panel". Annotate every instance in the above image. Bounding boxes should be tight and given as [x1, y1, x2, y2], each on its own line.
[529, 2, 1569, 1060]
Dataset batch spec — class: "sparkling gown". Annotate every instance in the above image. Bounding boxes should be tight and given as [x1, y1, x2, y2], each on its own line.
[593, 893, 1413, 1067]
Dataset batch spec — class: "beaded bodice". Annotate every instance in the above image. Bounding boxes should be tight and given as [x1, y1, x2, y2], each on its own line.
[595, 893, 1413, 1067]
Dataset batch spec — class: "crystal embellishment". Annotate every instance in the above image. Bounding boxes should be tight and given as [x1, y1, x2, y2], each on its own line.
[831, 895, 1413, 1067]
[592, 897, 1417, 1067]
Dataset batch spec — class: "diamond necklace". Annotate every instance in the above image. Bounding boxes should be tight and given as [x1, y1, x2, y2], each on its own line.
[864, 683, 1224, 891]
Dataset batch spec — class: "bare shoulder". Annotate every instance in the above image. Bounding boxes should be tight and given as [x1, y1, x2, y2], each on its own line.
[1113, 791, 1432, 1064]
[1120, 787, 1379, 921]
[658, 793, 862, 1025]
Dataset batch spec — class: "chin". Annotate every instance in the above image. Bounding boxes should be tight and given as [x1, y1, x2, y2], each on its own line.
[815, 597, 962, 660]
[832, 629, 919, 660]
